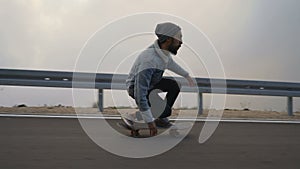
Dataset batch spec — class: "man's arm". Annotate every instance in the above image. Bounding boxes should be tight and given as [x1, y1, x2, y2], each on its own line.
[135, 68, 158, 136]
[167, 58, 189, 77]
[167, 58, 195, 87]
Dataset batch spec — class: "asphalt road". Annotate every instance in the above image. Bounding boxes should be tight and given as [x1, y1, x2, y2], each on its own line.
[0, 117, 300, 169]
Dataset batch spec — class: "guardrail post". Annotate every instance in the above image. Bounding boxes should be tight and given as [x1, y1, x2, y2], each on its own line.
[287, 96, 293, 116]
[98, 89, 104, 112]
[198, 92, 203, 115]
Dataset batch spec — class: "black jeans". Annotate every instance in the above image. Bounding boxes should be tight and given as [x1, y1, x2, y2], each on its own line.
[128, 78, 181, 119]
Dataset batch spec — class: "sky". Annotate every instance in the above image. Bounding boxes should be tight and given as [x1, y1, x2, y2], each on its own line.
[0, 0, 299, 111]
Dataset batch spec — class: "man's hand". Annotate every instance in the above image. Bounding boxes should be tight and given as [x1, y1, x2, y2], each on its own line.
[148, 122, 158, 136]
[186, 75, 195, 87]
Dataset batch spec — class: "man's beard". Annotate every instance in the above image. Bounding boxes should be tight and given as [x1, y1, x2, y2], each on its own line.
[168, 42, 180, 55]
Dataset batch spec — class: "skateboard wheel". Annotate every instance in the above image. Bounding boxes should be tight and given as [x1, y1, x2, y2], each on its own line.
[131, 130, 140, 137]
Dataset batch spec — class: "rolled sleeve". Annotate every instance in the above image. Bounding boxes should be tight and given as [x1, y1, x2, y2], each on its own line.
[140, 109, 154, 123]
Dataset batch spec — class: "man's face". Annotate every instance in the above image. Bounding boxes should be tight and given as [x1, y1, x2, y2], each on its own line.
[168, 31, 183, 55]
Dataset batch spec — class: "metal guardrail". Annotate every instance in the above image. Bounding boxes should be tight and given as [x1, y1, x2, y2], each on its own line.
[0, 69, 299, 115]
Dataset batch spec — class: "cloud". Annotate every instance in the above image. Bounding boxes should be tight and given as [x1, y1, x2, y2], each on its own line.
[1, 0, 299, 79]
[0, 0, 92, 70]
[0, 0, 299, 109]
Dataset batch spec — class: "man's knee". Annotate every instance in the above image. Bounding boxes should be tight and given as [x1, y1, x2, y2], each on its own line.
[167, 78, 181, 92]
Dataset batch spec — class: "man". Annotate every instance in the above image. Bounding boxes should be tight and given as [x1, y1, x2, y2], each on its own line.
[126, 22, 194, 136]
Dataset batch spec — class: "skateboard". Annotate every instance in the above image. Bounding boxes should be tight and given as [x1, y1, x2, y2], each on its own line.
[117, 116, 192, 137]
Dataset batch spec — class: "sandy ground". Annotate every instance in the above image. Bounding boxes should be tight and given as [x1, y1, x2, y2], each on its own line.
[0, 106, 300, 120]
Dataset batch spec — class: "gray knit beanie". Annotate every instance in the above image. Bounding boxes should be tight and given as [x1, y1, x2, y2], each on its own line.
[155, 22, 181, 43]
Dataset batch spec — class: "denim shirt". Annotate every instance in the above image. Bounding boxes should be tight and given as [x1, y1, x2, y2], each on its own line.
[126, 40, 189, 122]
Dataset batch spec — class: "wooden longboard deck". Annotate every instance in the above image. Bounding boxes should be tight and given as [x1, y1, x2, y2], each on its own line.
[117, 117, 193, 137]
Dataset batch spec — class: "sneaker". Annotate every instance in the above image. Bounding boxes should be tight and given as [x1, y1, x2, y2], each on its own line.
[155, 118, 172, 128]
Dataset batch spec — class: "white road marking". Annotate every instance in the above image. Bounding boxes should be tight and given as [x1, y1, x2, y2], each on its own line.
[0, 113, 300, 124]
